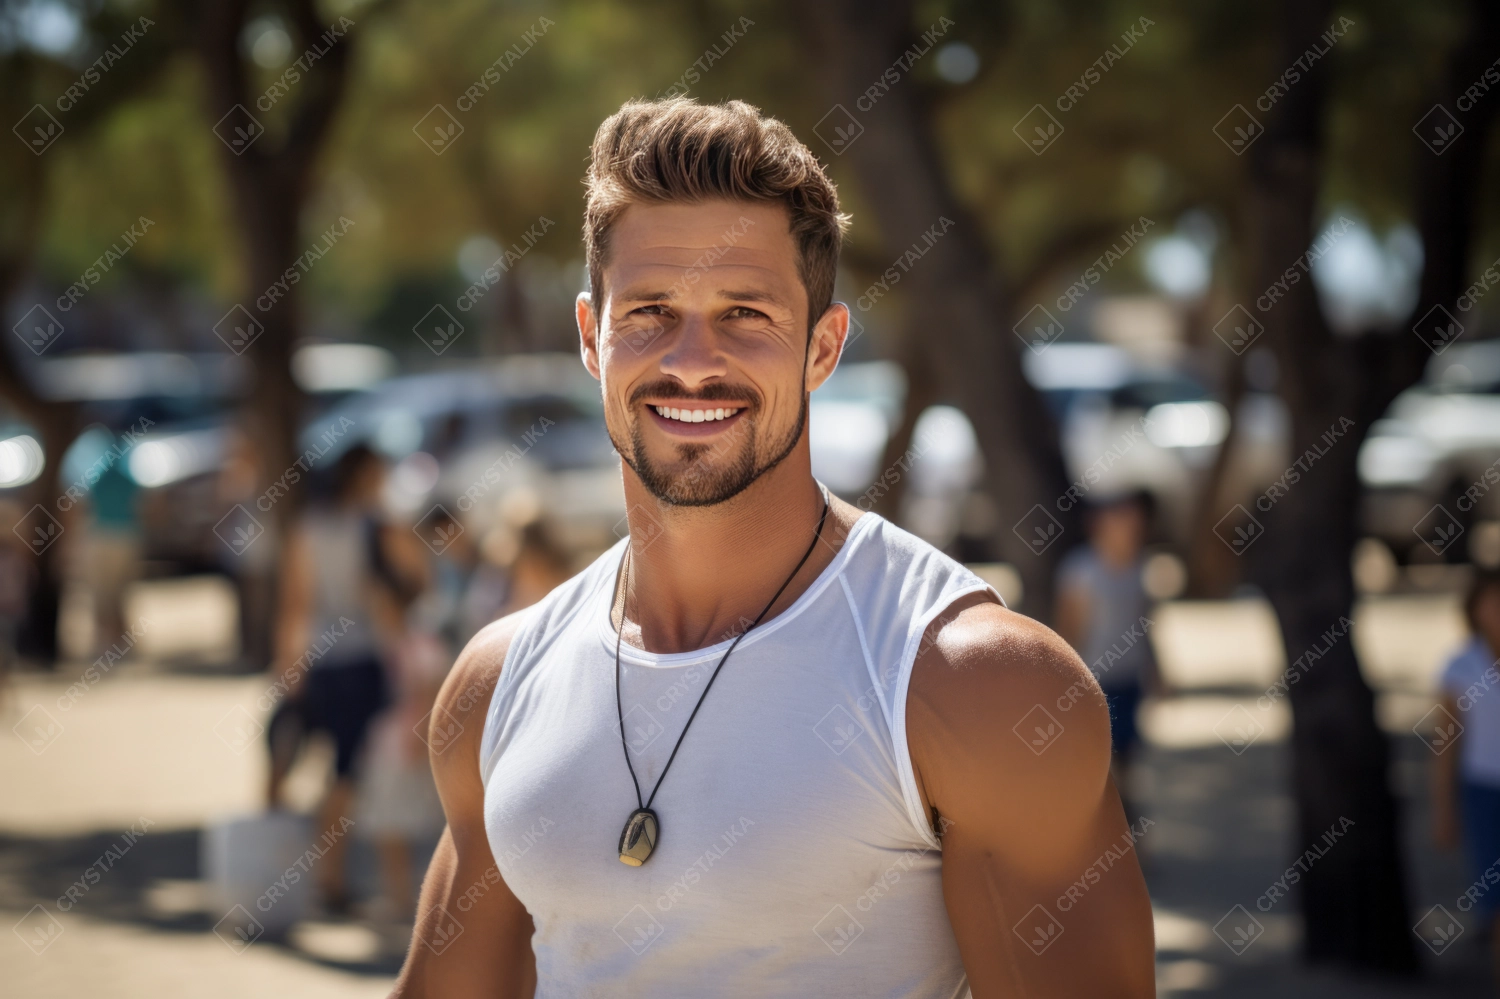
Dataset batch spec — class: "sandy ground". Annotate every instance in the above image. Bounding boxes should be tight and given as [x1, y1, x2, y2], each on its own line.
[0, 591, 1490, 997]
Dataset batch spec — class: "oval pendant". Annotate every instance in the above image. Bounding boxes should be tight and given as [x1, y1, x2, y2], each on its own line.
[618, 808, 659, 866]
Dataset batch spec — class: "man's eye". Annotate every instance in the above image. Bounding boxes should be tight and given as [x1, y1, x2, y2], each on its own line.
[634, 304, 667, 316]
[726, 307, 764, 320]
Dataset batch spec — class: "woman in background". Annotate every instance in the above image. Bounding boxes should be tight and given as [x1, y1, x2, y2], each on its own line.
[265, 444, 420, 914]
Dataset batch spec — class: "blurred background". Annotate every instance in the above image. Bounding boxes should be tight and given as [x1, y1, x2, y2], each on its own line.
[1, 0, 1499, 995]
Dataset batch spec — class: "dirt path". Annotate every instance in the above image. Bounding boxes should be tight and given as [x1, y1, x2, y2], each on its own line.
[0, 589, 1490, 996]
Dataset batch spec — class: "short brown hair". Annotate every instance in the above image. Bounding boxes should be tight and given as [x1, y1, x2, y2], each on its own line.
[583, 97, 850, 332]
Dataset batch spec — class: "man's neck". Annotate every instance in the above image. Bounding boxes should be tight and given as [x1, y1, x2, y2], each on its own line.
[614, 461, 847, 655]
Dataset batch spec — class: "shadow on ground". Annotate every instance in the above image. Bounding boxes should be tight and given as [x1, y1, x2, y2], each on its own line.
[0, 824, 416, 978]
[0, 719, 1493, 995]
[1138, 727, 1492, 997]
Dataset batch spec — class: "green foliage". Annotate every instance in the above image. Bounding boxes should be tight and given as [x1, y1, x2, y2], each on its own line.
[3, 0, 1495, 344]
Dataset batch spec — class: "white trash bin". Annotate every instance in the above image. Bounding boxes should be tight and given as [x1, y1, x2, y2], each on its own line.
[202, 811, 313, 941]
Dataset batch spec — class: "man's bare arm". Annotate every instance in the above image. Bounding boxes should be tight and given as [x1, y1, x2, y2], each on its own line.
[908, 593, 1155, 997]
[390, 614, 537, 999]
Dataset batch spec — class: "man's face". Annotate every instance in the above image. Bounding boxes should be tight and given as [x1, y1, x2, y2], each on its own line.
[577, 198, 846, 507]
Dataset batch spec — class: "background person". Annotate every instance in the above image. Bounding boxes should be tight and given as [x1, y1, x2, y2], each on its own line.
[75, 427, 143, 660]
[0, 500, 34, 691]
[265, 444, 418, 915]
[1055, 489, 1164, 819]
[1434, 569, 1500, 984]
[493, 519, 574, 618]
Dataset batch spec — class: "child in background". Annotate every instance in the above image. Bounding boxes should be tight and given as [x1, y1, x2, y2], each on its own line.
[358, 506, 464, 935]
[1434, 569, 1500, 984]
[358, 616, 449, 940]
[1055, 490, 1163, 820]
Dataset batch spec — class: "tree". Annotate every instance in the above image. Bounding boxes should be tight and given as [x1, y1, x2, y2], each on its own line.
[172, 0, 360, 485]
[0, 6, 182, 663]
[168, 0, 366, 660]
[1244, 0, 1499, 971]
[798, 0, 1078, 618]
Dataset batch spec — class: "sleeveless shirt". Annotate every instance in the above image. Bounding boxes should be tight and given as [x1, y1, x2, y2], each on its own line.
[478, 510, 1002, 998]
[300, 508, 378, 665]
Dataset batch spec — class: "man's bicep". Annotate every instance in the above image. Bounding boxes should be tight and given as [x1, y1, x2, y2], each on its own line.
[909, 605, 1154, 996]
[939, 793, 1154, 997]
[395, 820, 535, 999]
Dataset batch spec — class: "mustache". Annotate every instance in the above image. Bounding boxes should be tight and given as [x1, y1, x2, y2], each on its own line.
[628, 380, 761, 409]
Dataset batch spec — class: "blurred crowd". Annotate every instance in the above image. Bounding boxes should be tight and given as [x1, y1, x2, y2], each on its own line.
[253, 443, 572, 929]
[0, 429, 576, 937]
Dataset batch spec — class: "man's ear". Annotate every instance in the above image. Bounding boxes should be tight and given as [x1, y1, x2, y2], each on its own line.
[805, 301, 850, 394]
[577, 292, 601, 381]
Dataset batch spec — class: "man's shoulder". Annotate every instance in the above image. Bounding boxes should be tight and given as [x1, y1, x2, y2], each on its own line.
[911, 596, 1099, 714]
[907, 595, 1111, 810]
[434, 611, 534, 756]
[838, 508, 999, 604]
[433, 544, 618, 761]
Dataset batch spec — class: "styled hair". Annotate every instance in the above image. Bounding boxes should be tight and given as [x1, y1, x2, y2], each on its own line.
[583, 97, 850, 332]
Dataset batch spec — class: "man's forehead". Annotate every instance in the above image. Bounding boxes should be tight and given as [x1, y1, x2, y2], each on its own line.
[613, 198, 791, 246]
[604, 200, 802, 302]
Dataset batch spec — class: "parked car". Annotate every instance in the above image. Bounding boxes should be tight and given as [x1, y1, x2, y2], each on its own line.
[807, 344, 1289, 552]
[1358, 339, 1500, 562]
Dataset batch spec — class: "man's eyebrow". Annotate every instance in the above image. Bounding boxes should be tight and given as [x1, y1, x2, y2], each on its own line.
[614, 286, 677, 302]
[717, 289, 787, 307]
[612, 287, 789, 308]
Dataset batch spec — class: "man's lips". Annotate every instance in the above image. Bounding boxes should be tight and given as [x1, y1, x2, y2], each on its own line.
[642, 401, 748, 437]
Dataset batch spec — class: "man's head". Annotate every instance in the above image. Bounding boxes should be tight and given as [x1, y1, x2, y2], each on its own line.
[577, 97, 850, 507]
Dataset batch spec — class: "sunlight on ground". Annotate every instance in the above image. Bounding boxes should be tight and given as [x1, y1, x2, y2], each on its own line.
[7, 914, 393, 999]
[0, 591, 1475, 996]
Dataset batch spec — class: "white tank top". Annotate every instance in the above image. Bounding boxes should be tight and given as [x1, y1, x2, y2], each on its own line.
[479, 511, 1002, 998]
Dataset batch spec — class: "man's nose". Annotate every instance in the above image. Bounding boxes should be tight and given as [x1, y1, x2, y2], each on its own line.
[657, 313, 728, 390]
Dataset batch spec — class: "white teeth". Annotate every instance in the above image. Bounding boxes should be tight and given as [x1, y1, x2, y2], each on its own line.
[652, 405, 741, 424]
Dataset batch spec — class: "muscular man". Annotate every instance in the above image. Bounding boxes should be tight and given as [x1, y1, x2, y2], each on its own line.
[392, 97, 1154, 998]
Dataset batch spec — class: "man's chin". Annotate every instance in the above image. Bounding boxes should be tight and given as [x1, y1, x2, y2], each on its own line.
[636, 461, 759, 507]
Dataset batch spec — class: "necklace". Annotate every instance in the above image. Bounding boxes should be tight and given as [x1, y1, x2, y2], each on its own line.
[613, 488, 831, 866]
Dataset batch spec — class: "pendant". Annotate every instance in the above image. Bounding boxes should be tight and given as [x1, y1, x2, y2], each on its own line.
[618, 808, 659, 866]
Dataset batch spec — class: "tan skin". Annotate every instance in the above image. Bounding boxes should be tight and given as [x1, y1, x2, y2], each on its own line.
[1433, 585, 1500, 985]
[391, 198, 1155, 997]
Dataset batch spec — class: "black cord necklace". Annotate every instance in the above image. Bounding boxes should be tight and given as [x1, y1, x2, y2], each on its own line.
[613, 487, 831, 866]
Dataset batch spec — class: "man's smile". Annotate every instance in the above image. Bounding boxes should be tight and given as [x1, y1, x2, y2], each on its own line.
[643, 399, 749, 437]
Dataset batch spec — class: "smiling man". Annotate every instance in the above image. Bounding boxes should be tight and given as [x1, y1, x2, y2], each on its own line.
[391, 97, 1154, 998]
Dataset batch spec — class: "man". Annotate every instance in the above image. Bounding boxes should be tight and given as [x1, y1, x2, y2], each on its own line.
[392, 97, 1154, 998]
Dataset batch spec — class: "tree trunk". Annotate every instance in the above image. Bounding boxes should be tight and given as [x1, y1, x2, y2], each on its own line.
[176, 0, 357, 663]
[865, 334, 937, 522]
[801, 0, 1074, 619]
[1184, 335, 1246, 599]
[1239, 0, 1500, 971]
